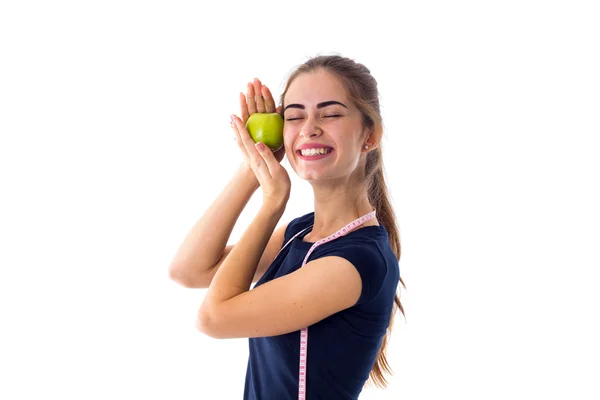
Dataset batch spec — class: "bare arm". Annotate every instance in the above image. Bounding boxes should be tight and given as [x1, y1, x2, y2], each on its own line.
[169, 77, 287, 288]
[168, 163, 259, 287]
[177, 220, 289, 289]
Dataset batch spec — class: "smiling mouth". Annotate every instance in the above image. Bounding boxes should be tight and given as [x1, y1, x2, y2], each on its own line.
[297, 148, 335, 160]
[297, 148, 334, 156]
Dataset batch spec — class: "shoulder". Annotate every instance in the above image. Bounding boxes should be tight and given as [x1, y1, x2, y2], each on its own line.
[313, 237, 394, 305]
[284, 211, 314, 240]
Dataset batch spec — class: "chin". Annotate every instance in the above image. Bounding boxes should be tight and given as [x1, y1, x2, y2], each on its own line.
[298, 169, 340, 182]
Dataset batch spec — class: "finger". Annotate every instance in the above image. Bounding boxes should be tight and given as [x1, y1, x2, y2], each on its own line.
[255, 141, 279, 177]
[253, 78, 265, 113]
[231, 115, 248, 157]
[262, 85, 276, 113]
[239, 92, 249, 123]
[232, 114, 265, 170]
[275, 105, 282, 115]
[246, 82, 257, 115]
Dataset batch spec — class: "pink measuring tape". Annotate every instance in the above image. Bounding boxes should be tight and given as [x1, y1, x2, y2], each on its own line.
[274, 210, 377, 400]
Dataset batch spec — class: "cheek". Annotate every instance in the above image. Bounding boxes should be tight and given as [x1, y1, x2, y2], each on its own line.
[283, 131, 295, 158]
[283, 127, 297, 149]
[283, 124, 296, 139]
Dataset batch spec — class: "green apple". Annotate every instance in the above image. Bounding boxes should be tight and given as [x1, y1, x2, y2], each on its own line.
[245, 113, 284, 151]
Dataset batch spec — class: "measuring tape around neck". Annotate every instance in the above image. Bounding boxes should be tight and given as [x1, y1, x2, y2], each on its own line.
[273, 210, 377, 399]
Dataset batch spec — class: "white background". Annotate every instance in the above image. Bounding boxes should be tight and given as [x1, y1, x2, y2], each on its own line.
[1, 1, 599, 399]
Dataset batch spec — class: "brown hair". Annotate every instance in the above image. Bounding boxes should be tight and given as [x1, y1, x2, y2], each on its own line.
[279, 54, 406, 389]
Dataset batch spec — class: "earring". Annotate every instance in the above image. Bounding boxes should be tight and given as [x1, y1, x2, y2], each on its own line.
[364, 145, 369, 149]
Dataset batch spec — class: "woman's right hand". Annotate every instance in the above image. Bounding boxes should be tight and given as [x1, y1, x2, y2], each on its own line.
[236, 78, 286, 163]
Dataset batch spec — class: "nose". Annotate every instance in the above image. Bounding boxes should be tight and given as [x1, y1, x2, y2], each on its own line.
[300, 116, 323, 138]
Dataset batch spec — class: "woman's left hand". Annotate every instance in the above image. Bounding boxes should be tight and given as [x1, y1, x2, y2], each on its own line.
[230, 114, 291, 209]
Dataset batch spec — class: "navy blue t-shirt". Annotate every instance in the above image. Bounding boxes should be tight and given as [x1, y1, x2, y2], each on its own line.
[243, 211, 400, 400]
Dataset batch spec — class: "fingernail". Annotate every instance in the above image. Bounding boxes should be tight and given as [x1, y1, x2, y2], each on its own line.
[255, 142, 265, 151]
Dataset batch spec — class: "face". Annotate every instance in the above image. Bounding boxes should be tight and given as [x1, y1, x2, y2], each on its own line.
[283, 69, 369, 182]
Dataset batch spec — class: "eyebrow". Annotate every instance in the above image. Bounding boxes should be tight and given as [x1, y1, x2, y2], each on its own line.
[283, 100, 348, 112]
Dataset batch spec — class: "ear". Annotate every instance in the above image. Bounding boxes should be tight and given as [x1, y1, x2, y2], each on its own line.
[363, 125, 382, 152]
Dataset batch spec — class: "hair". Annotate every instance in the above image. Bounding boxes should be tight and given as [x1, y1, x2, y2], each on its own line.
[278, 54, 406, 389]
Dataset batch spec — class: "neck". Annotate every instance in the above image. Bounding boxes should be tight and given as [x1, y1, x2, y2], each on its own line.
[306, 179, 376, 241]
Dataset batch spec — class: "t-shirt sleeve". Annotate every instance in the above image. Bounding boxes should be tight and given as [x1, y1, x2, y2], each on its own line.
[318, 242, 389, 305]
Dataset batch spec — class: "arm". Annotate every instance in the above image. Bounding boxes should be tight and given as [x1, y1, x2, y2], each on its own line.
[170, 77, 284, 288]
[196, 207, 365, 339]
[200, 206, 286, 304]
[168, 163, 259, 287]
[186, 219, 290, 288]
[196, 96, 364, 338]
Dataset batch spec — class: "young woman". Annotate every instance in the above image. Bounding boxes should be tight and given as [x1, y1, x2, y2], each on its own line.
[169, 55, 406, 399]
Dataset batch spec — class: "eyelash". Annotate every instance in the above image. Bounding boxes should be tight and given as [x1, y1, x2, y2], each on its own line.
[286, 115, 341, 121]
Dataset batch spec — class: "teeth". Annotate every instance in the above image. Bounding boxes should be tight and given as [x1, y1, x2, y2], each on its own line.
[300, 148, 332, 156]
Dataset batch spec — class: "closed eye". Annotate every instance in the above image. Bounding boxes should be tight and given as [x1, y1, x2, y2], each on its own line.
[325, 115, 341, 118]
[285, 115, 341, 121]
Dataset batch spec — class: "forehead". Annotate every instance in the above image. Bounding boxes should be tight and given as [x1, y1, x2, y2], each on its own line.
[284, 69, 348, 106]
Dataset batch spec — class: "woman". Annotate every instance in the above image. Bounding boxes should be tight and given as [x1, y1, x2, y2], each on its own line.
[169, 54, 406, 399]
